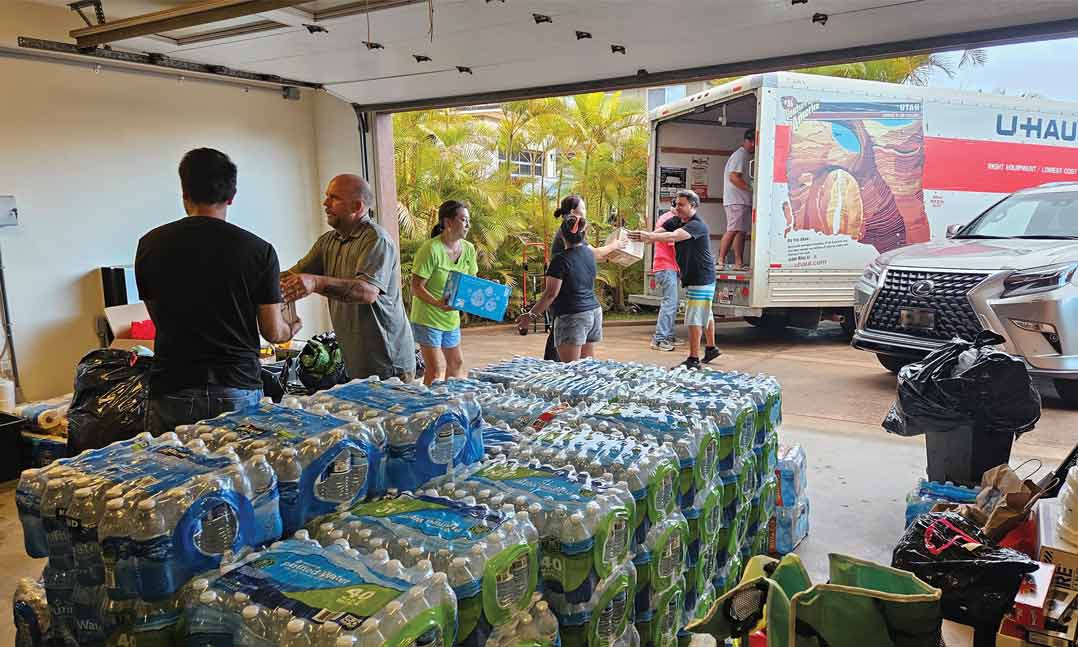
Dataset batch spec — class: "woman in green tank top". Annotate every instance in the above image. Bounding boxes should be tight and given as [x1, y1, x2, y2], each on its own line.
[409, 200, 478, 385]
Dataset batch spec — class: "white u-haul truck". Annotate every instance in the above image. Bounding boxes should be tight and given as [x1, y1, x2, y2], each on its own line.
[631, 72, 1078, 334]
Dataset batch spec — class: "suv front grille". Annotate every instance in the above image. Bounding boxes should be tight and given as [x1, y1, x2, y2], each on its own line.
[866, 270, 988, 341]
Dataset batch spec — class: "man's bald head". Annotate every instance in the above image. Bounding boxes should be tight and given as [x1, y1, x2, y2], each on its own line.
[324, 173, 375, 232]
[331, 174, 375, 207]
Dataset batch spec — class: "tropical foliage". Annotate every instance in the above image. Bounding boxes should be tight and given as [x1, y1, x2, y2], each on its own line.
[394, 91, 648, 316]
[393, 52, 986, 321]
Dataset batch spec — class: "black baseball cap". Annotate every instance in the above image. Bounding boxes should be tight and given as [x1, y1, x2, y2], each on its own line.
[744, 129, 755, 141]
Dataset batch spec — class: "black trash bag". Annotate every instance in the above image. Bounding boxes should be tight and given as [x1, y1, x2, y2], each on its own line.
[892, 511, 1038, 629]
[260, 357, 294, 404]
[297, 332, 347, 395]
[883, 331, 1040, 437]
[67, 348, 151, 454]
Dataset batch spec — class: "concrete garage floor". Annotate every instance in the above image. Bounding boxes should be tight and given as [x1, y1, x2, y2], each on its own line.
[0, 320, 1070, 644]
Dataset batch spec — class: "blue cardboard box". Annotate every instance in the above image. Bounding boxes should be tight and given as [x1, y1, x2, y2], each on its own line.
[443, 271, 511, 322]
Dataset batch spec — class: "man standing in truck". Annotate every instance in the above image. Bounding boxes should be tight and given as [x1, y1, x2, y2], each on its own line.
[718, 129, 755, 269]
[630, 190, 720, 369]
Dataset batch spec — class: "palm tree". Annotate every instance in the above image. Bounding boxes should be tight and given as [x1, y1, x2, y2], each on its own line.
[711, 49, 987, 87]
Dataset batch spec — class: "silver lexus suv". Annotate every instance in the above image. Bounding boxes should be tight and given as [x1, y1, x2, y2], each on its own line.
[852, 182, 1078, 405]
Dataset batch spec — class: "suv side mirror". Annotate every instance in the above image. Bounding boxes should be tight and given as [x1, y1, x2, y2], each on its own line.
[945, 224, 963, 238]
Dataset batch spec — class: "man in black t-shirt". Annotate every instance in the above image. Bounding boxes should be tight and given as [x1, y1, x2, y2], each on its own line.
[135, 148, 301, 435]
[630, 189, 721, 369]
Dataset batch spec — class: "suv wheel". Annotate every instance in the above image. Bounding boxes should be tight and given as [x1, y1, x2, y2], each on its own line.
[1054, 379, 1078, 408]
[877, 354, 911, 374]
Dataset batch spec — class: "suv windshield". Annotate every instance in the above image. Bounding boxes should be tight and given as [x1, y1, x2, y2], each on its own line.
[957, 190, 1078, 239]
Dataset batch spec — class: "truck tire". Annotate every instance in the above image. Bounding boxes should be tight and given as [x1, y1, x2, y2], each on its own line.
[839, 308, 856, 339]
[1054, 379, 1078, 408]
[745, 312, 787, 332]
[877, 354, 910, 374]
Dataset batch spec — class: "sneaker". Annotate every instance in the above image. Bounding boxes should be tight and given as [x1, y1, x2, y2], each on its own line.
[651, 340, 675, 352]
[671, 337, 684, 346]
[677, 356, 701, 370]
[702, 346, 722, 364]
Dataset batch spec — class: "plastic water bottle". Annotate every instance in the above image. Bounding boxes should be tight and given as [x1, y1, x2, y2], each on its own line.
[281, 618, 314, 647]
[134, 498, 175, 599]
[239, 604, 274, 647]
[42, 476, 76, 570]
[275, 447, 303, 529]
[130, 597, 180, 647]
[16, 468, 48, 557]
[100, 498, 137, 601]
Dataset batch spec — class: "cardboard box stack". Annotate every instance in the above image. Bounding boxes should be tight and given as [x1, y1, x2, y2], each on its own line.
[998, 499, 1078, 646]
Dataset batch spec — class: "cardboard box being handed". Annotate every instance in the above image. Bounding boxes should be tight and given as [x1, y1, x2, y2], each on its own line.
[604, 227, 644, 267]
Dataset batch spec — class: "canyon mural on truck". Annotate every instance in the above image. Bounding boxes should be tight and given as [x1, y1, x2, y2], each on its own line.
[782, 99, 930, 253]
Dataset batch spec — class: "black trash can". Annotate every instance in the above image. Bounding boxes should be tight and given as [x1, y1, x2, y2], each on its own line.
[924, 421, 1015, 487]
[884, 332, 1039, 485]
[0, 411, 26, 481]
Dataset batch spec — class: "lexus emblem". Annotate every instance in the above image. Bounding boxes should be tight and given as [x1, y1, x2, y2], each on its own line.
[910, 280, 935, 296]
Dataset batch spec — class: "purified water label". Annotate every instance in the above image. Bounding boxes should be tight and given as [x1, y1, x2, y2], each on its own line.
[495, 554, 530, 609]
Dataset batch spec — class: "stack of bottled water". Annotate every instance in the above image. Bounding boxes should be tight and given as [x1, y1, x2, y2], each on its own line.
[16, 431, 283, 646]
[288, 377, 484, 492]
[467, 357, 787, 644]
[173, 402, 388, 534]
[425, 456, 639, 647]
[309, 491, 540, 647]
[180, 535, 457, 647]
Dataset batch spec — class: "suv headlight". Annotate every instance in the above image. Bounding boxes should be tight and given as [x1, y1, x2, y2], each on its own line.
[860, 261, 884, 288]
[1001, 263, 1078, 298]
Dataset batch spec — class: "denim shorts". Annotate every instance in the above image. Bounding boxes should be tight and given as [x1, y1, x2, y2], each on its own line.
[412, 322, 462, 349]
[554, 306, 603, 346]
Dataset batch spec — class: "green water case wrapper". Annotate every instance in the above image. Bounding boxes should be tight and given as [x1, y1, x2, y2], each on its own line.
[632, 513, 688, 623]
[547, 559, 637, 647]
[428, 458, 635, 609]
[298, 378, 484, 492]
[484, 426, 680, 555]
[310, 491, 539, 647]
[188, 538, 457, 647]
[175, 402, 388, 534]
[635, 578, 684, 647]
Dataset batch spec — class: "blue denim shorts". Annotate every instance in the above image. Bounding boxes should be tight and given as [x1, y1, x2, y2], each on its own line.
[412, 322, 462, 349]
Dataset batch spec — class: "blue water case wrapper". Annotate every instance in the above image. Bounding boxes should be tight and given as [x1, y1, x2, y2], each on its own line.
[444, 271, 511, 322]
[200, 404, 388, 534]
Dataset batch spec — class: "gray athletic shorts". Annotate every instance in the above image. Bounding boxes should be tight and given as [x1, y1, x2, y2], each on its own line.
[725, 204, 751, 232]
[554, 306, 604, 346]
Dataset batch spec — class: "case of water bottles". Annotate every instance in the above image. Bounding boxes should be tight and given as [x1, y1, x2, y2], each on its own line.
[309, 491, 540, 647]
[173, 402, 388, 535]
[16, 431, 285, 646]
[483, 424, 681, 554]
[181, 536, 457, 647]
[292, 377, 484, 492]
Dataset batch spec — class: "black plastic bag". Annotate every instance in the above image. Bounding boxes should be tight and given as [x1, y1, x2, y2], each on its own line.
[297, 332, 347, 395]
[883, 331, 1040, 437]
[67, 348, 151, 454]
[260, 357, 294, 404]
[892, 511, 1038, 629]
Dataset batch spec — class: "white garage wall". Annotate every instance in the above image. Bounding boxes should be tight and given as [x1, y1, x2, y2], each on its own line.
[0, 3, 360, 400]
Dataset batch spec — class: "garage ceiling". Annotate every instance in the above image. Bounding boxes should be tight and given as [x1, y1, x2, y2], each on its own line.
[22, 0, 1078, 111]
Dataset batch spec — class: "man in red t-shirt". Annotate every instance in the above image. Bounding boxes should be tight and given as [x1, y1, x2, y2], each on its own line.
[650, 208, 682, 351]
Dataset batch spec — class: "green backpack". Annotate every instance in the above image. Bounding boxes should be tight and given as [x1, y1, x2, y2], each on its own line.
[689, 553, 944, 647]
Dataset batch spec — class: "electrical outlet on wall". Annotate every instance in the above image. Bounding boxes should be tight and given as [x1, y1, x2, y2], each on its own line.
[0, 196, 17, 227]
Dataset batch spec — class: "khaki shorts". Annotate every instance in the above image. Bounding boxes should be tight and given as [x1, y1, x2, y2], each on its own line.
[725, 204, 751, 233]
